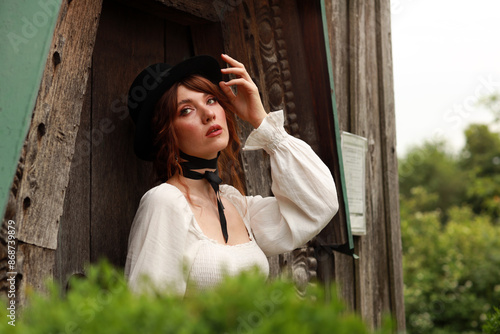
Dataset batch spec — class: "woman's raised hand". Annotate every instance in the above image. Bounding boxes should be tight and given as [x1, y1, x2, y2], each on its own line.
[219, 54, 268, 129]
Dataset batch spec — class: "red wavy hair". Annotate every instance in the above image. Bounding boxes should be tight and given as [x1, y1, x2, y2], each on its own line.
[151, 75, 245, 195]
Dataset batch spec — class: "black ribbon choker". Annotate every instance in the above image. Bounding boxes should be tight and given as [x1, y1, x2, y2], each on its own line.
[179, 151, 228, 243]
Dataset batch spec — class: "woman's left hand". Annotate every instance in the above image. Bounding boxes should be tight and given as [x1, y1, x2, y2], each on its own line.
[219, 54, 268, 129]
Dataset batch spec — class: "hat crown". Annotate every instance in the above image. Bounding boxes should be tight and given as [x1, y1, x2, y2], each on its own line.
[127, 63, 172, 124]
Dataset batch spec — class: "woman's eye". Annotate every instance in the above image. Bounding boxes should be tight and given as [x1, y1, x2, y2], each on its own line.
[207, 97, 217, 105]
[180, 107, 193, 116]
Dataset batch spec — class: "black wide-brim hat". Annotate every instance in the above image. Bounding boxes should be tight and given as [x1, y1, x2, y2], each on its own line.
[128, 55, 222, 161]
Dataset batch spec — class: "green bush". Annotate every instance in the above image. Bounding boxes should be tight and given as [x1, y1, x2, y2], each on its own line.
[399, 93, 500, 333]
[484, 307, 500, 334]
[401, 204, 500, 333]
[0, 261, 393, 334]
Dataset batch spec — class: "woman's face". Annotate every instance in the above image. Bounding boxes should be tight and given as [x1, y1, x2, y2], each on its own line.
[172, 85, 229, 159]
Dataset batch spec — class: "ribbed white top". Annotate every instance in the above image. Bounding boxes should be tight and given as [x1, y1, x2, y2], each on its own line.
[187, 237, 269, 291]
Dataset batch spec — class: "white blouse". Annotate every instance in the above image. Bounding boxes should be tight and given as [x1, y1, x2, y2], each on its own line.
[124, 110, 339, 295]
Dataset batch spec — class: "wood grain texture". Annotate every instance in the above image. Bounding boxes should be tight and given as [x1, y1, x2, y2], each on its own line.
[323, 0, 357, 311]
[113, 0, 216, 24]
[17, 243, 55, 307]
[164, 20, 193, 65]
[294, 0, 352, 292]
[375, 0, 406, 330]
[153, 0, 219, 22]
[54, 79, 92, 286]
[358, 0, 392, 327]
[348, 0, 375, 326]
[325, 0, 350, 132]
[191, 22, 225, 64]
[90, 1, 161, 267]
[323, 0, 404, 329]
[279, 0, 320, 148]
[14, 0, 103, 249]
[221, 0, 274, 199]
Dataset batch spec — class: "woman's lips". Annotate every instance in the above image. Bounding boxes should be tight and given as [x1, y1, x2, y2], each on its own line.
[206, 124, 222, 137]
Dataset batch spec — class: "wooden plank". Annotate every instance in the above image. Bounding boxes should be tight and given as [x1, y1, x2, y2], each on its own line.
[279, 0, 321, 149]
[90, 1, 163, 267]
[17, 243, 55, 307]
[367, 0, 392, 327]
[191, 23, 225, 62]
[14, 0, 103, 250]
[347, 0, 375, 326]
[113, 0, 218, 24]
[164, 20, 193, 64]
[325, 0, 351, 132]
[375, 0, 406, 330]
[323, 0, 356, 311]
[153, 0, 220, 22]
[294, 0, 351, 285]
[352, 0, 393, 328]
[1, 148, 24, 303]
[220, 0, 274, 198]
[273, 0, 335, 287]
[54, 78, 92, 287]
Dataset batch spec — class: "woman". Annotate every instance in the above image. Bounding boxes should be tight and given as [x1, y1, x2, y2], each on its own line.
[125, 54, 339, 295]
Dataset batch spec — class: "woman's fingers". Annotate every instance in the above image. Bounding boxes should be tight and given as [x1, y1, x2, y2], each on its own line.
[218, 81, 235, 98]
[221, 67, 251, 80]
[221, 54, 252, 81]
[221, 53, 243, 67]
[221, 77, 255, 90]
[219, 54, 268, 128]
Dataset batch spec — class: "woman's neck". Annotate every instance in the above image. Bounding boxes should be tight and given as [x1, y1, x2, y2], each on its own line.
[170, 150, 222, 200]
[168, 172, 215, 199]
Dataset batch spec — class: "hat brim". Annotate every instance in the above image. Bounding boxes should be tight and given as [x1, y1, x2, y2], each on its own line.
[128, 55, 222, 161]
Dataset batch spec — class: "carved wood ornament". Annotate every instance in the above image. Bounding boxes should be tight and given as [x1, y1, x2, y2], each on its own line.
[240, 0, 317, 288]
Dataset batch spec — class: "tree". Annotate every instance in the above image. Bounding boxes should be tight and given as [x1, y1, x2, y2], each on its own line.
[477, 92, 500, 123]
[401, 205, 500, 334]
[400, 92, 500, 333]
[460, 124, 500, 220]
[399, 140, 467, 217]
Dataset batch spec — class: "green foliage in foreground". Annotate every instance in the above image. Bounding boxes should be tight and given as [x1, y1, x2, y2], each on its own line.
[0, 261, 393, 334]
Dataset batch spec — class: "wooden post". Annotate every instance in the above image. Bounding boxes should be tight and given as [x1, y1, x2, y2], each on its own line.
[324, 0, 405, 330]
[375, 0, 406, 330]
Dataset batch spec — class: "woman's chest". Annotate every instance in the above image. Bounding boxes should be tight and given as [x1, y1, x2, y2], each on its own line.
[187, 239, 270, 291]
[189, 196, 251, 245]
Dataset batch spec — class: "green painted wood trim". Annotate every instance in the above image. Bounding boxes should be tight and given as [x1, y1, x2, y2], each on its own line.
[0, 0, 62, 219]
[319, 0, 357, 258]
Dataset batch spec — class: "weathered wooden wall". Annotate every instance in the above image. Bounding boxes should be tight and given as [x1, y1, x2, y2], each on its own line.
[325, 0, 405, 330]
[1, 0, 404, 331]
[55, 0, 226, 283]
[1, 0, 103, 305]
[219, 0, 355, 288]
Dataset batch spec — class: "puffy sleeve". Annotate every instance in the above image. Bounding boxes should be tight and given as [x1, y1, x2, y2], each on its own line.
[124, 184, 190, 295]
[243, 110, 339, 257]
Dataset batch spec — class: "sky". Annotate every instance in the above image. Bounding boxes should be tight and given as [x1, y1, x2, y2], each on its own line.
[390, 0, 500, 156]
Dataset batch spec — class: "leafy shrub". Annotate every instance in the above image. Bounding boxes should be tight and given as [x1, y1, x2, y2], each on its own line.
[401, 205, 500, 333]
[484, 307, 500, 334]
[0, 261, 393, 334]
